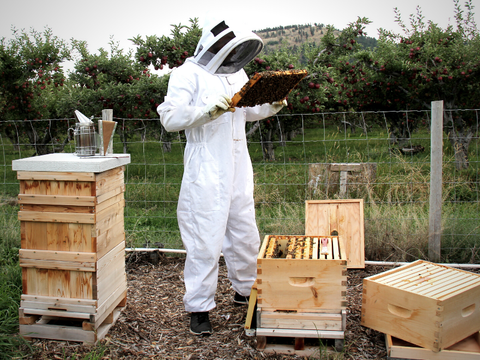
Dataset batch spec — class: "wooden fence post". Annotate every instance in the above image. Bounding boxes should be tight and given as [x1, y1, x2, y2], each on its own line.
[429, 100, 443, 262]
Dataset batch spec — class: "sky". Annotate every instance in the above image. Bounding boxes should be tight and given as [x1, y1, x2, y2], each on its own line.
[1, 0, 479, 73]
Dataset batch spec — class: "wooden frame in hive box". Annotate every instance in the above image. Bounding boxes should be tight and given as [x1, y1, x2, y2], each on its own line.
[13, 153, 130, 344]
[361, 260, 480, 352]
[305, 199, 365, 269]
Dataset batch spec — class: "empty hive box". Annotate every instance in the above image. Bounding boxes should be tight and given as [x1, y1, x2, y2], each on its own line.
[257, 235, 347, 312]
[305, 199, 365, 269]
[361, 260, 480, 352]
[386, 332, 480, 360]
[13, 153, 130, 344]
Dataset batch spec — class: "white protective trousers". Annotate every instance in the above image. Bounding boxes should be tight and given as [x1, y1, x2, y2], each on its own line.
[158, 60, 281, 312]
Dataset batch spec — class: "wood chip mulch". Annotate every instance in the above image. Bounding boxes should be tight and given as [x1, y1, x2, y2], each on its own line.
[19, 255, 406, 359]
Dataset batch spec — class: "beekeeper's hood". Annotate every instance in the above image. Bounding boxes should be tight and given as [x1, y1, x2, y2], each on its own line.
[193, 17, 263, 75]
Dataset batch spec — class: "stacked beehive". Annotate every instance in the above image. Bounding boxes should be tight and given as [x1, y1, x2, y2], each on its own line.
[13, 153, 130, 344]
[362, 260, 480, 359]
[255, 235, 348, 354]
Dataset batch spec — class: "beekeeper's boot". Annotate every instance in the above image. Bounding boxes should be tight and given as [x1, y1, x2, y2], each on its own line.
[190, 311, 212, 335]
[233, 292, 249, 306]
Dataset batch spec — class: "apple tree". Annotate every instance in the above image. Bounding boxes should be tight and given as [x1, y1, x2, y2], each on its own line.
[129, 18, 201, 149]
[243, 46, 305, 160]
[59, 39, 170, 152]
[317, 0, 479, 169]
[0, 27, 70, 154]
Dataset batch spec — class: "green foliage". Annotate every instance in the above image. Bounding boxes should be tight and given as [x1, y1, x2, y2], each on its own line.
[0, 27, 71, 154]
[0, 205, 26, 359]
[130, 18, 201, 69]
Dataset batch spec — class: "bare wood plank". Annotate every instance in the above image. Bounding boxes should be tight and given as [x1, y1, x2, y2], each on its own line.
[433, 277, 480, 300]
[94, 287, 127, 328]
[333, 237, 340, 260]
[326, 237, 333, 260]
[256, 328, 344, 339]
[312, 238, 318, 260]
[19, 258, 96, 272]
[96, 217, 124, 259]
[419, 272, 480, 297]
[19, 309, 40, 325]
[21, 294, 96, 306]
[96, 242, 125, 279]
[18, 194, 96, 206]
[338, 236, 347, 260]
[19, 323, 95, 343]
[96, 197, 124, 221]
[374, 262, 437, 284]
[94, 307, 122, 344]
[21, 296, 96, 314]
[68, 271, 94, 299]
[95, 167, 124, 196]
[400, 269, 471, 293]
[17, 171, 95, 182]
[18, 211, 95, 224]
[95, 185, 125, 205]
[330, 163, 363, 172]
[21, 180, 94, 197]
[68, 223, 95, 252]
[388, 266, 447, 289]
[23, 222, 49, 250]
[19, 307, 91, 319]
[20, 204, 94, 214]
[429, 100, 443, 262]
[94, 202, 124, 234]
[387, 333, 480, 360]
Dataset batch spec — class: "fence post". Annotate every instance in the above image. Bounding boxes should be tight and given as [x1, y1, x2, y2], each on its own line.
[429, 100, 443, 262]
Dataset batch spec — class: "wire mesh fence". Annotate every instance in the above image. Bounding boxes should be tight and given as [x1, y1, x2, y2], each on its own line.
[1, 108, 479, 263]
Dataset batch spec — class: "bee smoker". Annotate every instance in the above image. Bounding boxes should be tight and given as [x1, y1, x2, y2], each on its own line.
[72, 123, 96, 156]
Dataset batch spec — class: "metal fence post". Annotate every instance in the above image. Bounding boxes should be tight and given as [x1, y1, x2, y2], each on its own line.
[429, 100, 443, 262]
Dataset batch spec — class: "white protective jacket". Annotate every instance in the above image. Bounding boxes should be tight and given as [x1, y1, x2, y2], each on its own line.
[157, 18, 283, 312]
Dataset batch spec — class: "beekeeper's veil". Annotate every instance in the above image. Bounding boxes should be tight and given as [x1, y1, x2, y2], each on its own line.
[193, 16, 263, 75]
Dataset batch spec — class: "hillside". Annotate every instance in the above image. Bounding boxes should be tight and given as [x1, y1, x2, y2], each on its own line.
[254, 23, 376, 54]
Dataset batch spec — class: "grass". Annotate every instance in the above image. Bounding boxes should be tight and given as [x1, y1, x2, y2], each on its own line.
[0, 116, 478, 357]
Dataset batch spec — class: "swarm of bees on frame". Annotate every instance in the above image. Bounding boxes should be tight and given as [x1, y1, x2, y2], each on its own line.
[234, 70, 307, 108]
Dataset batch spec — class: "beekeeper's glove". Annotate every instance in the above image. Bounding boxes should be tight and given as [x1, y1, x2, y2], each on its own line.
[203, 94, 234, 120]
[271, 99, 288, 112]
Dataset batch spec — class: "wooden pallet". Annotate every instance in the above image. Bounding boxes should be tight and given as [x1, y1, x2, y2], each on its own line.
[257, 333, 344, 356]
[255, 309, 346, 355]
[19, 291, 126, 344]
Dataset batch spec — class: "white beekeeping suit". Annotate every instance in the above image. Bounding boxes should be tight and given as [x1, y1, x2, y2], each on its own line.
[157, 16, 284, 315]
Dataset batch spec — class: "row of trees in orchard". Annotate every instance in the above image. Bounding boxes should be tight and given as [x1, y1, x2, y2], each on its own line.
[0, 0, 479, 167]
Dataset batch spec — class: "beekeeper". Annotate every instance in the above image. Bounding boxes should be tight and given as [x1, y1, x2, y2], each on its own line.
[157, 17, 285, 335]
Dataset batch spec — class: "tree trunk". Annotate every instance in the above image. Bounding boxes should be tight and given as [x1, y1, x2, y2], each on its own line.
[443, 106, 474, 170]
[262, 128, 275, 161]
[4, 124, 20, 151]
[162, 141, 172, 152]
[448, 129, 473, 170]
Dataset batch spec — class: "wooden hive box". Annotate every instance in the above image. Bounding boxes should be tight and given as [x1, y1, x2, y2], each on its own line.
[305, 199, 365, 269]
[13, 153, 130, 344]
[257, 235, 347, 312]
[361, 260, 480, 352]
[386, 332, 480, 360]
